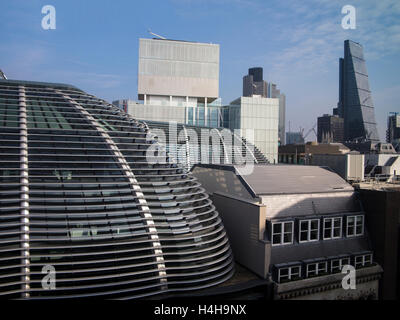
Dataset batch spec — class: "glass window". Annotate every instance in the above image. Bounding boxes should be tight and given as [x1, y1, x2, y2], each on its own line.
[318, 262, 327, 274]
[306, 263, 317, 277]
[278, 267, 289, 283]
[346, 215, 364, 237]
[290, 266, 301, 280]
[331, 257, 350, 273]
[355, 253, 373, 268]
[323, 217, 342, 240]
[272, 223, 282, 244]
[355, 256, 363, 268]
[198, 107, 205, 126]
[187, 107, 194, 125]
[355, 216, 364, 235]
[306, 261, 327, 277]
[299, 219, 320, 243]
[299, 220, 308, 242]
[278, 265, 301, 283]
[271, 221, 293, 245]
[209, 108, 219, 128]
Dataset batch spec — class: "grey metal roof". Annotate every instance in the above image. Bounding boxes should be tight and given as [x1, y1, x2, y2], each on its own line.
[234, 165, 353, 195]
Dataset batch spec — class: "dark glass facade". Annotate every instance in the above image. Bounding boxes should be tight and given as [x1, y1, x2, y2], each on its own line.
[243, 70, 268, 98]
[186, 105, 227, 128]
[248, 67, 263, 82]
[0, 79, 234, 299]
[317, 114, 344, 143]
[386, 113, 400, 145]
[339, 40, 380, 142]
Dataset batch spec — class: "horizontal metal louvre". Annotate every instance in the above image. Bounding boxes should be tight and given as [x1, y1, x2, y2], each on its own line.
[0, 81, 234, 299]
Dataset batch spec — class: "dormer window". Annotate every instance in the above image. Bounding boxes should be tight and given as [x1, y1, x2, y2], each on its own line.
[277, 264, 302, 283]
[299, 219, 320, 243]
[354, 252, 373, 268]
[346, 215, 364, 237]
[330, 256, 351, 273]
[323, 217, 342, 240]
[271, 221, 294, 246]
[306, 261, 328, 278]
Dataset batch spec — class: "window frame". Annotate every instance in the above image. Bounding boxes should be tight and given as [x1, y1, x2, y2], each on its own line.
[298, 218, 320, 243]
[346, 215, 364, 237]
[306, 261, 328, 277]
[271, 221, 294, 246]
[330, 257, 351, 273]
[354, 253, 373, 268]
[278, 265, 302, 283]
[323, 216, 343, 240]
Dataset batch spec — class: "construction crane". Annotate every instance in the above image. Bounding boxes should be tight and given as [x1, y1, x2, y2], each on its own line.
[0, 69, 7, 80]
[302, 123, 317, 141]
[148, 29, 166, 40]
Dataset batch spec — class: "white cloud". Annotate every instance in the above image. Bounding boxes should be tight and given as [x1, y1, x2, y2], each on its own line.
[250, 0, 400, 77]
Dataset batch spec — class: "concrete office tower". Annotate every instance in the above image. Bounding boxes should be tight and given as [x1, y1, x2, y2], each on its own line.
[243, 67, 268, 97]
[135, 38, 220, 127]
[249, 67, 263, 82]
[338, 40, 380, 142]
[317, 114, 344, 143]
[386, 113, 400, 146]
[229, 96, 279, 164]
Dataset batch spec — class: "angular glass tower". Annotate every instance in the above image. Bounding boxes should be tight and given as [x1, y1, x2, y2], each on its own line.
[338, 40, 380, 142]
[0, 79, 233, 299]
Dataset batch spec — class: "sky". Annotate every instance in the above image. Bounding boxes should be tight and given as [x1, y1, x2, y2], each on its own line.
[1, 0, 399, 141]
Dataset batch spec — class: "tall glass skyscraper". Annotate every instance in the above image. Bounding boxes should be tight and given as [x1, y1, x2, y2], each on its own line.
[338, 40, 380, 142]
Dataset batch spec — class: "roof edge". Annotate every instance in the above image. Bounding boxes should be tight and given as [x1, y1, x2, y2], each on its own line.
[0, 79, 83, 91]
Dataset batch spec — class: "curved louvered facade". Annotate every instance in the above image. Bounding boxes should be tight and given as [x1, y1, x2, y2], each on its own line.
[144, 120, 269, 172]
[0, 79, 234, 299]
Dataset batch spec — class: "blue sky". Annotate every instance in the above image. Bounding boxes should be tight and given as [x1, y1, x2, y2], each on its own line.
[1, 0, 399, 140]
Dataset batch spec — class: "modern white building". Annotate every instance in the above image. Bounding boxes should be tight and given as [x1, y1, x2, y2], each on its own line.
[113, 98, 187, 124]
[229, 96, 279, 164]
[116, 38, 280, 164]
[123, 99, 188, 124]
[112, 99, 139, 113]
[138, 37, 219, 99]
[133, 38, 221, 127]
[243, 68, 286, 146]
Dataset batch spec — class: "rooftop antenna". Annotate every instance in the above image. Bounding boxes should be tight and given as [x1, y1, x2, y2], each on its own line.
[0, 69, 7, 80]
[148, 29, 166, 40]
